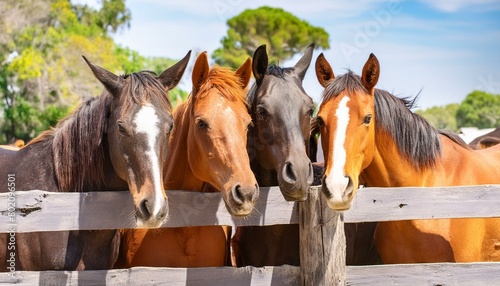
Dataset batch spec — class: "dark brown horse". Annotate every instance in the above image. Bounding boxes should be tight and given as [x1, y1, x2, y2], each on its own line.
[0, 52, 190, 270]
[115, 52, 258, 268]
[468, 127, 500, 149]
[232, 44, 315, 267]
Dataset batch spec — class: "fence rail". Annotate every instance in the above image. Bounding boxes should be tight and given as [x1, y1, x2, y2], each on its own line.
[1, 185, 500, 285]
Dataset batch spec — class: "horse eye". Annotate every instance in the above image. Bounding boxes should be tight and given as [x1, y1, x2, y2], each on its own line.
[117, 121, 127, 135]
[307, 108, 314, 117]
[167, 123, 174, 134]
[257, 106, 269, 119]
[316, 117, 324, 127]
[363, 114, 372, 125]
[197, 119, 208, 130]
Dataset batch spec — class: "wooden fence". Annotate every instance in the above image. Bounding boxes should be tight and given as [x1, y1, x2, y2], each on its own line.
[1, 185, 500, 285]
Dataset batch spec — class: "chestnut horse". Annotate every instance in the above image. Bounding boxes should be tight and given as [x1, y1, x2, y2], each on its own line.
[232, 44, 315, 267]
[116, 52, 259, 268]
[0, 52, 190, 270]
[315, 53, 500, 263]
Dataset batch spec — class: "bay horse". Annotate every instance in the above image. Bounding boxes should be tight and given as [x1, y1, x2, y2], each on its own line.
[469, 127, 500, 150]
[315, 53, 500, 263]
[232, 44, 315, 267]
[0, 51, 191, 270]
[116, 52, 259, 268]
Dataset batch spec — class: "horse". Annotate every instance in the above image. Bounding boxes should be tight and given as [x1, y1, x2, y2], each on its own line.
[231, 44, 315, 267]
[468, 127, 500, 150]
[0, 51, 191, 270]
[308, 118, 381, 265]
[115, 52, 259, 268]
[315, 52, 500, 263]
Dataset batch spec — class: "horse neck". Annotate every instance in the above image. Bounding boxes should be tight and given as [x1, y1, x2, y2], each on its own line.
[163, 103, 204, 191]
[95, 137, 129, 191]
[360, 129, 437, 188]
[250, 156, 279, 187]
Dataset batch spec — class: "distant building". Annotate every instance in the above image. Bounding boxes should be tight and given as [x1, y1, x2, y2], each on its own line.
[458, 127, 496, 144]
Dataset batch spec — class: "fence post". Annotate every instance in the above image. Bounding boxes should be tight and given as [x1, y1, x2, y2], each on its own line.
[299, 186, 346, 286]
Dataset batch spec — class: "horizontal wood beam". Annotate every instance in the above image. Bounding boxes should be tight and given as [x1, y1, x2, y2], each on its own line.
[346, 262, 500, 285]
[0, 187, 298, 233]
[1, 185, 499, 232]
[0, 265, 300, 286]
[2, 263, 499, 285]
[344, 184, 500, 223]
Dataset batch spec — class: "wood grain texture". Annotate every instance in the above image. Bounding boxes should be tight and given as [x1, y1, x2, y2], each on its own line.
[0, 265, 300, 286]
[2, 263, 499, 285]
[0, 187, 298, 232]
[344, 184, 500, 223]
[346, 262, 500, 285]
[299, 186, 346, 286]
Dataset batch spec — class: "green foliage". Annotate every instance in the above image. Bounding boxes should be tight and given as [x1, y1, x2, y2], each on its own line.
[416, 104, 459, 131]
[213, 6, 330, 68]
[142, 56, 189, 107]
[0, 0, 134, 144]
[456, 90, 500, 128]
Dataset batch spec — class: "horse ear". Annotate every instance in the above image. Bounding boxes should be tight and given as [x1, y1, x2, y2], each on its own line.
[361, 53, 380, 93]
[192, 52, 210, 94]
[82, 56, 123, 97]
[294, 43, 315, 80]
[235, 57, 252, 89]
[252, 45, 268, 85]
[158, 50, 191, 90]
[315, 53, 334, 88]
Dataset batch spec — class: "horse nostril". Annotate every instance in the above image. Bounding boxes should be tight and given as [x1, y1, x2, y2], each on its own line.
[139, 199, 152, 219]
[345, 176, 354, 197]
[283, 161, 297, 183]
[307, 162, 314, 182]
[232, 184, 244, 204]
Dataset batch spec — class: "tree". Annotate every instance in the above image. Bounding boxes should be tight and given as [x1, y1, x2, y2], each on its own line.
[456, 90, 500, 129]
[213, 6, 330, 68]
[143, 56, 189, 108]
[416, 104, 459, 131]
[0, 0, 134, 143]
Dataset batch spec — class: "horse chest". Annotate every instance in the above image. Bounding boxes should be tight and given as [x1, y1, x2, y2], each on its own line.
[175, 228, 201, 256]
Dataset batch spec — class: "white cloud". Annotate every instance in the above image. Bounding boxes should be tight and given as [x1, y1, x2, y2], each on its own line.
[417, 0, 500, 12]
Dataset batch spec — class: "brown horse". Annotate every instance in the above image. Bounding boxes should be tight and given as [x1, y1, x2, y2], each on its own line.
[116, 52, 258, 268]
[468, 127, 500, 149]
[315, 53, 500, 263]
[0, 52, 191, 270]
[232, 44, 315, 267]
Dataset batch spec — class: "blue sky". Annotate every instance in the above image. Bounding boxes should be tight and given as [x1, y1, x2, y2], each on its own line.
[77, 0, 500, 109]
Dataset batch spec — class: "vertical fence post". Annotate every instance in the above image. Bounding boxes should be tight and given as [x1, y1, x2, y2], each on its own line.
[299, 186, 346, 286]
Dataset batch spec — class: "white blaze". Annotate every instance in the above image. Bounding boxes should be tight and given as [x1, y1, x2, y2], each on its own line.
[133, 104, 163, 217]
[324, 96, 351, 207]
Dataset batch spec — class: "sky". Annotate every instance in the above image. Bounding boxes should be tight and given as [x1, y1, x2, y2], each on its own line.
[76, 0, 500, 110]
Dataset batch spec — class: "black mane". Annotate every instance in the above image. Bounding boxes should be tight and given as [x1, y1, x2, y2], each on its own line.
[322, 72, 469, 170]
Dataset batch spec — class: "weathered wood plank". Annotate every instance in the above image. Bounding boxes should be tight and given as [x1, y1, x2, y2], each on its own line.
[0, 265, 300, 286]
[1, 263, 498, 286]
[0, 187, 298, 233]
[344, 184, 500, 223]
[1, 184, 500, 232]
[346, 262, 500, 285]
[299, 186, 346, 286]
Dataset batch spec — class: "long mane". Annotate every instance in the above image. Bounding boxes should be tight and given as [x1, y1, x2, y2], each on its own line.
[322, 71, 469, 170]
[27, 71, 171, 192]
